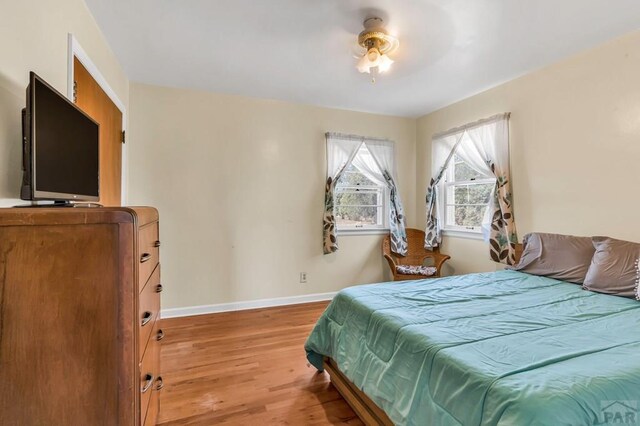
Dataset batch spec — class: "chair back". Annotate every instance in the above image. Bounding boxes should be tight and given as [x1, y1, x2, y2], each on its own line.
[382, 228, 440, 266]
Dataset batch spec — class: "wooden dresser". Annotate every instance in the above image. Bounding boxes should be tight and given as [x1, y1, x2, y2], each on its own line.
[0, 207, 162, 425]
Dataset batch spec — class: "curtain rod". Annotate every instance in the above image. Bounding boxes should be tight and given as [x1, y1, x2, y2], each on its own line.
[325, 132, 393, 144]
[432, 112, 511, 140]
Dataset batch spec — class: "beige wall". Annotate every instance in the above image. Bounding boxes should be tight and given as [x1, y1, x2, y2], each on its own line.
[417, 30, 640, 275]
[0, 0, 128, 206]
[128, 83, 416, 309]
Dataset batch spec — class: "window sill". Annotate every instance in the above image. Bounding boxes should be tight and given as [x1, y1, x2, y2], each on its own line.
[337, 228, 390, 236]
[442, 229, 484, 240]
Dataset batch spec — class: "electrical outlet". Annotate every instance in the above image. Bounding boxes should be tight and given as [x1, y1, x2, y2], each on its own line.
[300, 272, 307, 283]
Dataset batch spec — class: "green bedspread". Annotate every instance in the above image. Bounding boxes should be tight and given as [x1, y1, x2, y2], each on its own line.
[305, 270, 640, 425]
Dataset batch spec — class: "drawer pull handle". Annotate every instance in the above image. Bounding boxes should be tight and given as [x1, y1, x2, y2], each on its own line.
[156, 329, 165, 341]
[155, 376, 164, 391]
[140, 253, 152, 263]
[141, 373, 154, 393]
[156, 284, 163, 293]
[154, 240, 161, 248]
[141, 311, 153, 327]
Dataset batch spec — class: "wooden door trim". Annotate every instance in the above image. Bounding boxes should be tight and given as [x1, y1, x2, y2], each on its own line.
[67, 33, 128, 205]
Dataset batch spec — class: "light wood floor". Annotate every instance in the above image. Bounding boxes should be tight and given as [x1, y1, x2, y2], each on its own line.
[157, 301, 363, 425]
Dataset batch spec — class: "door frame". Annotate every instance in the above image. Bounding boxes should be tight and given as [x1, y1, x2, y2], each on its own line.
[66, 33, 128, 205]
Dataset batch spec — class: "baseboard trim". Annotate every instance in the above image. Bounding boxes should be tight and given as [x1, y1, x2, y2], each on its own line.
[160, 291, 337, 319]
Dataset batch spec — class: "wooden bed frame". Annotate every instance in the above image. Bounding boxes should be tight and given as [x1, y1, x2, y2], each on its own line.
[323, 243, 524, 425]
[323, 358, 393, 426]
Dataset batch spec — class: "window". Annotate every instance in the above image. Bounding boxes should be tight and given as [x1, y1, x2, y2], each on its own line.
[442, 155, 495, 233]
[334, 147, 388, 232]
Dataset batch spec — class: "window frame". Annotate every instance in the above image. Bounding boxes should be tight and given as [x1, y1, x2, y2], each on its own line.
[334, 148, 390, 235]
[440, 156, 495, 237]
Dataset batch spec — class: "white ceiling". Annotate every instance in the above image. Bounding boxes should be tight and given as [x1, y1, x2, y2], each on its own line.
[85, 0, 640, 117]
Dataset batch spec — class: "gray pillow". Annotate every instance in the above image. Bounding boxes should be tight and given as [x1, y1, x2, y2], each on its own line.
[510, 232, 595, 284]
[583, 237, 640, 299]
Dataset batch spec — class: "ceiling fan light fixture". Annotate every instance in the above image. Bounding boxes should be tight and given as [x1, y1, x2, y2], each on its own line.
[355, 17, 399, 80]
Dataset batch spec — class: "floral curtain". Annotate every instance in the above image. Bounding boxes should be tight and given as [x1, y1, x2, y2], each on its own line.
[364, 140, 407, 256]
[323, 133, 408, 256]
[425, 113, 518, 265]
[323, 134, 361, 254]
[424, 132, 464, 249]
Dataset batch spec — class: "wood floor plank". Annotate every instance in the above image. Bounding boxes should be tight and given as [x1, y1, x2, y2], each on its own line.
[158, 302, 363, 425]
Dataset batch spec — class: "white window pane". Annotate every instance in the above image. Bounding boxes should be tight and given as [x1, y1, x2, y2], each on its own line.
[469, 184, 493, 204]
[449, 155, 484, 181]
[336, 207, 383, 227]
[335, 191, 379, 207]
[445, 205, 487, 228]
[454, 161, 475, 181]
[337, 164, 376, 187]
[335, 146, 389, 230]
[453, 183, 493, 205]
[335, 188, 383, 226]
[454, 185, 469, 204]
[442, 153, 495, 231]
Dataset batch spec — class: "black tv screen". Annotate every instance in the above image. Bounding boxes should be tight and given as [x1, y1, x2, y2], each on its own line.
[21, 72, 99, 202]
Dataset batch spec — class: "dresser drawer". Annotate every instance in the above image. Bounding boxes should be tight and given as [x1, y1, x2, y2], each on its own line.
[145, 322, 163, 426]
[139, 265, 161, 360]
[142, 315, 165, 363]
[138, 222, 160, 292]
[142, 330, 162, 426]
[144, 386, 161, 426]
[140, 333, 160, 425]
[142, 342, 164, 426]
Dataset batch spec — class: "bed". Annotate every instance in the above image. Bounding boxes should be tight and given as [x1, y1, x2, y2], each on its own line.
[305, 269, 640, 425]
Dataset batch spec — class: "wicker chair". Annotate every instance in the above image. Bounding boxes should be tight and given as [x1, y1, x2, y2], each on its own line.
[382, 228, 451, 281]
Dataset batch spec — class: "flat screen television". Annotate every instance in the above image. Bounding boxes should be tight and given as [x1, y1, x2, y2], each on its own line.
[21, 71, 100, 203]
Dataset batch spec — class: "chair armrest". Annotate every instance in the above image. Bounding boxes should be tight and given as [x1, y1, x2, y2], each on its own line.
[421, 253, 451, 276]
[383, 253, 398, 273]
[433, 254, 451, 273]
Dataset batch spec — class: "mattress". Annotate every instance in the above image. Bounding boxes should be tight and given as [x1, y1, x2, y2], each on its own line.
[305, 270, 640, 425]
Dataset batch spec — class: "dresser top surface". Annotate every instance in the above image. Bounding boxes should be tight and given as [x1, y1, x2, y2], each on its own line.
[0, 206, 158, 227]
